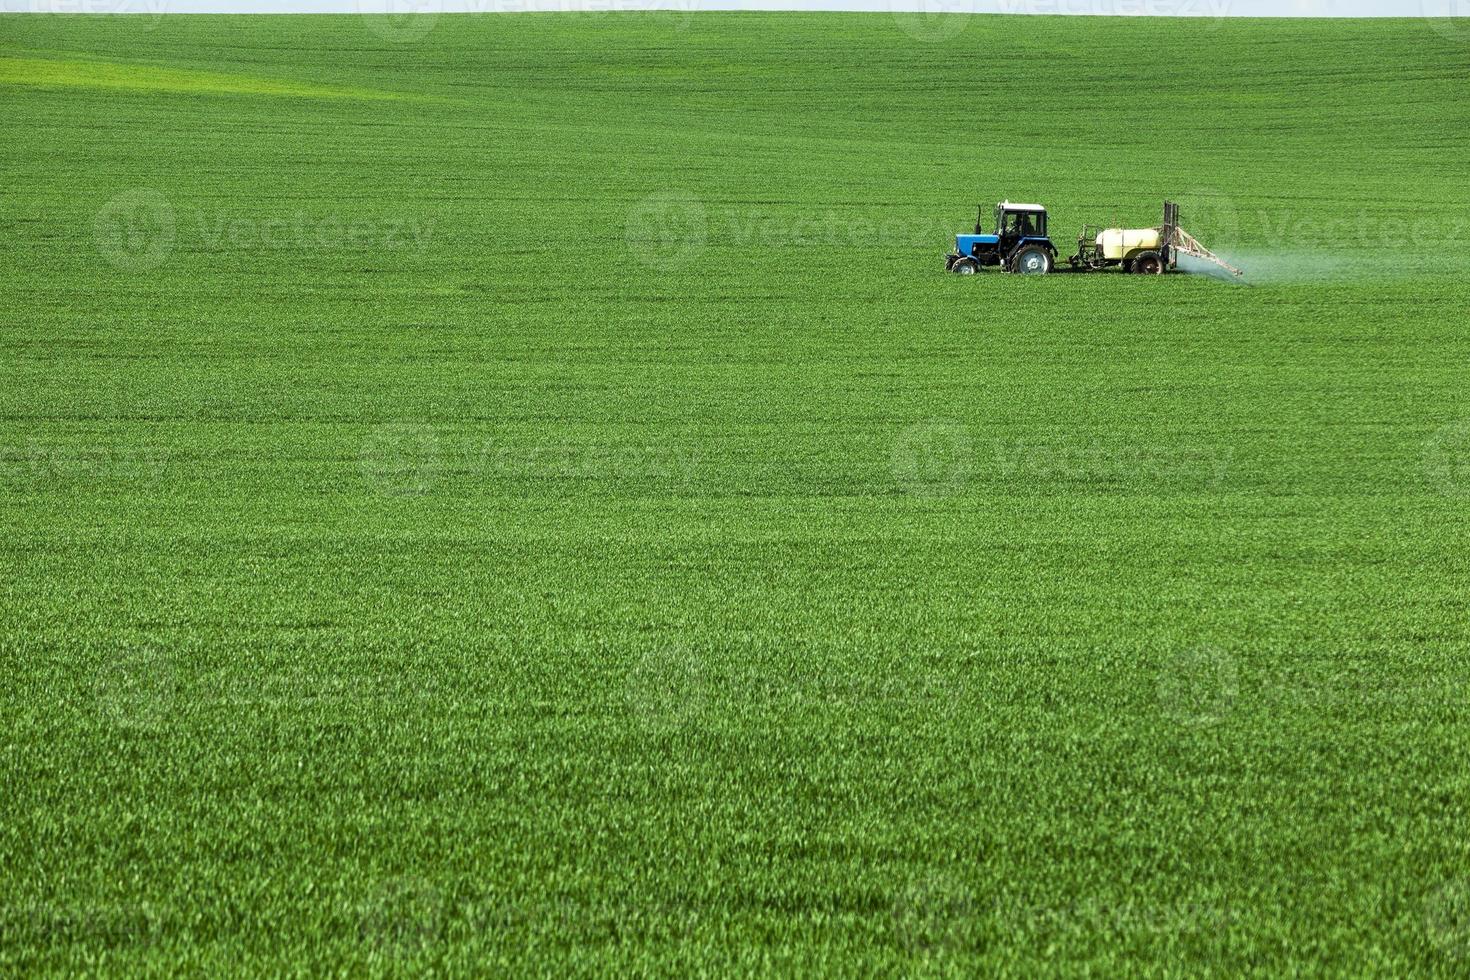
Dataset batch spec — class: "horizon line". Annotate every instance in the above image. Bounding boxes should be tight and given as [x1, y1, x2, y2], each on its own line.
[2, 1, 1454, 19]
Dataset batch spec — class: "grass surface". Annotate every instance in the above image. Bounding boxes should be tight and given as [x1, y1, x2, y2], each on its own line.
[3, 10, 1470, 976]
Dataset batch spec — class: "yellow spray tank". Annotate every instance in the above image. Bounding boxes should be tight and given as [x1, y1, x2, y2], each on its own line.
[1095, 227, 1163, 261]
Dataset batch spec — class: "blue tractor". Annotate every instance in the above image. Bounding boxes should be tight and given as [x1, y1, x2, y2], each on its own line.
[944, 201, 1058, 275]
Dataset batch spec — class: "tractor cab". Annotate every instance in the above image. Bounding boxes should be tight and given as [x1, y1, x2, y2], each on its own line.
[996, 202, 1047, 241]
[947, 200, 1057, 275]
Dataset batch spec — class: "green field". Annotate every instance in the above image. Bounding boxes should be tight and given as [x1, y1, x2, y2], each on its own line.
[3, 10, 1470, 975]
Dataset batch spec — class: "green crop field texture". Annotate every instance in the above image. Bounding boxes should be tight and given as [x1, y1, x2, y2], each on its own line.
[3, 10, 1470, 976]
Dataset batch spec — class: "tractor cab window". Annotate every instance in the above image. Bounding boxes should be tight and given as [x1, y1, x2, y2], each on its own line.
[1000, 210, 1046, 237]
[1002, 212, 1035, 237]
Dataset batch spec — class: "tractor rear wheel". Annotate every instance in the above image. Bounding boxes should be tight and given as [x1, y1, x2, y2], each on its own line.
[952, 258, 979, 275]
[1011, 246, 1053, 275]
[1133, 251, 1166, 275]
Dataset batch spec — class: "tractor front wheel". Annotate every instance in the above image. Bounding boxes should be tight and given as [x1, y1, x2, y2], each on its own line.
[952, 258, 980, 275]
[1133, 251, 1166, 275]
[1011, 246, 1053, 275]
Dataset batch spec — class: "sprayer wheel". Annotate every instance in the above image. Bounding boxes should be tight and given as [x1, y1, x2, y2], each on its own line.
[1134, 251, 1165, 275]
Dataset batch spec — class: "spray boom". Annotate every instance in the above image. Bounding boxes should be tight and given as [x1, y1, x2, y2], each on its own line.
[1167, 224, 1245, 278]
